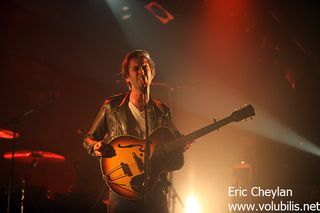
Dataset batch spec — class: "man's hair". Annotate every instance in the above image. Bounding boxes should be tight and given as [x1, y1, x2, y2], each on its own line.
[121, 50, 156, 80]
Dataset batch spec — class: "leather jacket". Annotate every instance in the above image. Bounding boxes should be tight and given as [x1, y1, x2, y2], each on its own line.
[83, 92, 182, 160]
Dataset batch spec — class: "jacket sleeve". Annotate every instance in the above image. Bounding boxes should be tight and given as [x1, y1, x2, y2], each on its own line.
[83, 104, 109, 156]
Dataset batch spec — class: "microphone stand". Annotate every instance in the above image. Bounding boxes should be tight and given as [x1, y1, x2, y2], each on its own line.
[170, 185, 185, 213]
[142, 84, 151, 213]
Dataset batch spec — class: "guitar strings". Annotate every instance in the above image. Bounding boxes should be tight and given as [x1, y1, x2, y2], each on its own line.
[107, 164, 122, 175]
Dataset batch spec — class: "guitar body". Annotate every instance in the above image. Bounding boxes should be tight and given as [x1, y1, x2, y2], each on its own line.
[100, 127, 176, 200]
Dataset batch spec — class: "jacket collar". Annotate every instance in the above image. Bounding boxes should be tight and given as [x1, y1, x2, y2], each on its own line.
[118, 91, 130, 108]
[118, 91, 156, 110]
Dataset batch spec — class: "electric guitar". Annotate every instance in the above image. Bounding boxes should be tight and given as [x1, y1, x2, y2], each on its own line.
[100, 105, 255, 199]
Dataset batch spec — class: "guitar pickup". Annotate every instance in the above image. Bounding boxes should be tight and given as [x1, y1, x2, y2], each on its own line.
[132, 152, 144, 172]
[120, 162, 133, 177]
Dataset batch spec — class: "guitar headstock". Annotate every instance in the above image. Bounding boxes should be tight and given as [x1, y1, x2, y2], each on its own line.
[231, 104, 255, 122]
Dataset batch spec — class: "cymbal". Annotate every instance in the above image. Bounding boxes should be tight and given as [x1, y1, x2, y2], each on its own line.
[0, 128, 20, 139]
[3, 150, 65, 164]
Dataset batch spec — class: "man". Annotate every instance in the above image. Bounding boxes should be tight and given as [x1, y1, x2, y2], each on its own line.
[83, 50, 185, 213]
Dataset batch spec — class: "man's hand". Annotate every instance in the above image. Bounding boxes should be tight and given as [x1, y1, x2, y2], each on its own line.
[93, 142, 104, 157]
[93, 142, 116, 158]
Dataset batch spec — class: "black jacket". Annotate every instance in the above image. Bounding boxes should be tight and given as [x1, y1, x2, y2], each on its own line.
[84, 92, 182, 158]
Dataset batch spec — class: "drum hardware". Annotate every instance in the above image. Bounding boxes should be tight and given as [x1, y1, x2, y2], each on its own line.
[3, 150, 66, 164]
[0, 129, 20, 140]
[3, 150, 66, 212]
[2, 94, 54, 213]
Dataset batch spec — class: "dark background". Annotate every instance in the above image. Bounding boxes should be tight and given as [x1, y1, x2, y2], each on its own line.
[1, 0, 320, 212]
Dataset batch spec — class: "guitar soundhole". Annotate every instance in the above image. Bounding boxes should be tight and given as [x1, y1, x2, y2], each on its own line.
[130, 174, 144, 193]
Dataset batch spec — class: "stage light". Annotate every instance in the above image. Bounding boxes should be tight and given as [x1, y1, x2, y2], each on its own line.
[122, 6, 129, 11]
[122, 14, 131, 20]
[185, 195, 201, 213]
[246, 108, 320, 157]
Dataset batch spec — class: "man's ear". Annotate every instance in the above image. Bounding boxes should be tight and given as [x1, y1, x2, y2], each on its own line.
[124, 75, 129, 83]
[124, 77, 132, 89]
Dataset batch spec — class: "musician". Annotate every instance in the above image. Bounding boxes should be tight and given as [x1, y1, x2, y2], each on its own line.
[83, 50, 185, 213]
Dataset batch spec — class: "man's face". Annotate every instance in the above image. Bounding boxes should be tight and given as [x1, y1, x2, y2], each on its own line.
[126, 57, 153, 91]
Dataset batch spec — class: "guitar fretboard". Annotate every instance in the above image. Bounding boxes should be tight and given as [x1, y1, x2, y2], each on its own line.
[160, 116, 233, 155]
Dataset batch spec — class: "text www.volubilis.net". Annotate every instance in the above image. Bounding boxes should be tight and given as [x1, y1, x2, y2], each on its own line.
[228, 201, 320, 212]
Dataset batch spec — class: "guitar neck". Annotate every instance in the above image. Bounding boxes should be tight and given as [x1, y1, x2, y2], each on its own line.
[179, 116, 233, 145]
[162, 116, 233, 154]
[159, 104, 255, 155]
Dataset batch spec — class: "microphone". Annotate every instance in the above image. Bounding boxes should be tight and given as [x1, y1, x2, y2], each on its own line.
[141, 66, 148, 87]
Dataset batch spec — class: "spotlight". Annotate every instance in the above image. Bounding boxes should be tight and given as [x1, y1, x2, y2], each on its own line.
[185, 195, 201, 213]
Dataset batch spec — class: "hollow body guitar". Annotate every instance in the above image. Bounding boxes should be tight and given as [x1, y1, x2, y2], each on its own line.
[100, 105, 255, 199]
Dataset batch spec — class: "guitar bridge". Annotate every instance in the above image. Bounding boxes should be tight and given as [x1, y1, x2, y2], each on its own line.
[120, 162, 133, 177]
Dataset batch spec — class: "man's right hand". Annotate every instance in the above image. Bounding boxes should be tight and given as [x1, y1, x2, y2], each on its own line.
[93, 142, 116, 158]
[93, 142, 103, 157]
